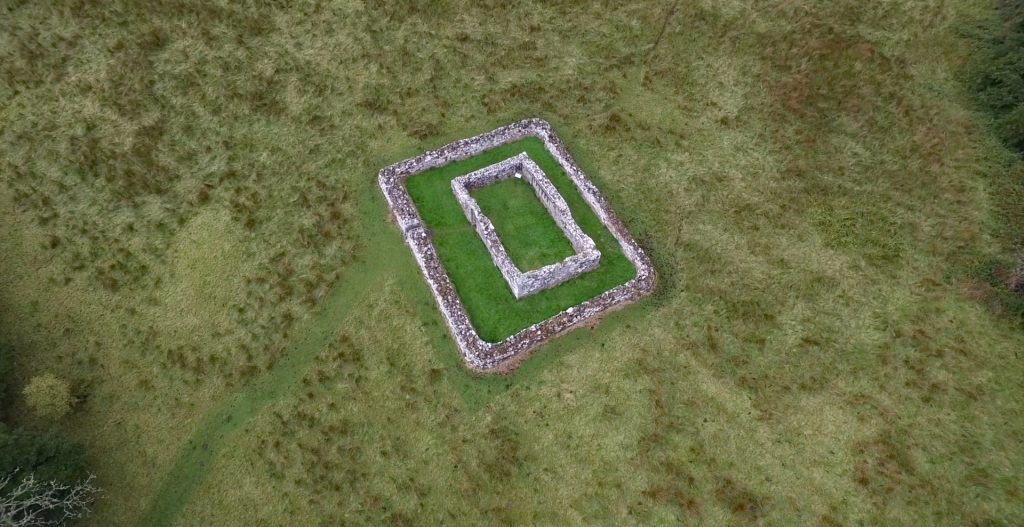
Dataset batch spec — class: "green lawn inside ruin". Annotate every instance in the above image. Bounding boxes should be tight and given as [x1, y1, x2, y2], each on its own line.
[406, 138, 636, 342]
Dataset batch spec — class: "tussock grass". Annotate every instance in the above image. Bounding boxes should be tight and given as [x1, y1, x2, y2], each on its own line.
[970, 0, 1024, 152]
[1, 0, 363, 384]
[1, 1, 1023, 526]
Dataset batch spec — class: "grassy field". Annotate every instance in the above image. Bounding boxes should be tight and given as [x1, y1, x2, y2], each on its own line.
[406, 138, 635, 341]
[2, 1, 1024, 526]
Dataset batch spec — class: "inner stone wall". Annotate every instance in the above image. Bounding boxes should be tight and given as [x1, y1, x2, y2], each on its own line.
[451, 153, 600, 299]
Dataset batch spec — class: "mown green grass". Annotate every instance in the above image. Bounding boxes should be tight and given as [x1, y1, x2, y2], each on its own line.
[471, 176, 575, 272]
[1, 1, 1024, 526]
[407, 138, 635, 342]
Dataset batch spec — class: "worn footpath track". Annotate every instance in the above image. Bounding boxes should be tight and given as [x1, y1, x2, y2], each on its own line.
[138, 195, 405, 527]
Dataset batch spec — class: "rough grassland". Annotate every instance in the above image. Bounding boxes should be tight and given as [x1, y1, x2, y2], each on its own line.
[406, 138, 635, 342]
[472, 176, 576, 272]
[1, 1, 1024, 526]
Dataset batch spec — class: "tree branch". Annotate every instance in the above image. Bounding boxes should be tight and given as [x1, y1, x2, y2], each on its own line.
[0, 469, 100, 527]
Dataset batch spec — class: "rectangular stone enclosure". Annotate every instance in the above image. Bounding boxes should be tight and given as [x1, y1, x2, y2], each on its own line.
[451, 152, 601, 299]
[378, 118, 656, 373]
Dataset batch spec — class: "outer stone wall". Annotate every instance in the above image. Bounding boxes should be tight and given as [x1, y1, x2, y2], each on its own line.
[451, 152, 600, 299]
[378, 118, 656, 374]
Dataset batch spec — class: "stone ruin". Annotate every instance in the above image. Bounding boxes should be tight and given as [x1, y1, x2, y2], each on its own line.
[451, 152, 601, 299]
[378, 118, 655, 374]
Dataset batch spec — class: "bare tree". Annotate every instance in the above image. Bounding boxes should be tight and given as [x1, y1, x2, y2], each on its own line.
[0, 470, 99, 527]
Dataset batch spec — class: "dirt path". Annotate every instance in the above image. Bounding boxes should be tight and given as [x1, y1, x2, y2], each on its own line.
[138, 201, 404, 527]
